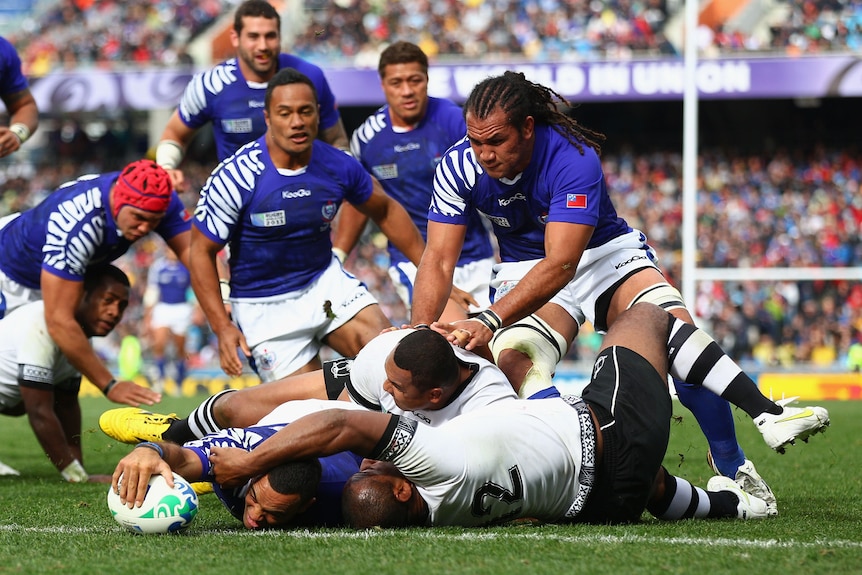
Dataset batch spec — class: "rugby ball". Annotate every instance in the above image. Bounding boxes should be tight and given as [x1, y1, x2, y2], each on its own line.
[107, 472, 199, 534]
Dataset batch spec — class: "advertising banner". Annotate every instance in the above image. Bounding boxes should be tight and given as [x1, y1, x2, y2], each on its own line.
[27, 55, 862, 113]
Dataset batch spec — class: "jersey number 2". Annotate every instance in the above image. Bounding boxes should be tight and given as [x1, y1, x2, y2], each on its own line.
[471, 465, 524, 517]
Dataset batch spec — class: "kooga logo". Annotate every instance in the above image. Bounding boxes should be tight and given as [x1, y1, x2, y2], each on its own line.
[614, 254, 647, 269]
[282, 188, 312, 199]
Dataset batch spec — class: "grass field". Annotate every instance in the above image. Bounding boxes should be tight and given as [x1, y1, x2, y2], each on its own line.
[1, 395, 860, 575]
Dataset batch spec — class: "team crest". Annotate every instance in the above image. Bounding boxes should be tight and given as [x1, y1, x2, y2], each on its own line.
[321, 201, 338, 222]
[328, 359, 352, 379]
[495, 280, 518, 301]
[257, 349, 277, 371]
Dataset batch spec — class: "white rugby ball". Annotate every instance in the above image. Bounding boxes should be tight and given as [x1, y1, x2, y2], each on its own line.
[107, 472, 199, 534]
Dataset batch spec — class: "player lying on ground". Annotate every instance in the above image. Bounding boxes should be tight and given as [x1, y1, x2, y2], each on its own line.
[111, 400, 366, 529]
[102, 306, 827, 518]
[206, 304, 775, 526]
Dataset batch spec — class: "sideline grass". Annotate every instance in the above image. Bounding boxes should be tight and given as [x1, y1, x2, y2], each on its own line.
[1, 395, 860, 575]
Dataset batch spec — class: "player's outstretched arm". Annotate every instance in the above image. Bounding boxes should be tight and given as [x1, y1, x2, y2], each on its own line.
[331, 202, 368, 262]
[356, 177, 425, 266]
[210, 408, 391, 487]
[155, 111, 197, 192]
[189, 227, 250, 377]
[411, 220, 464, 326]
[111, 442, 201, 509]
[20, 386, 85, 480]
[319, 117, 350, 151]
[0, 87, 38, 158]
[42, 271, 159, 406]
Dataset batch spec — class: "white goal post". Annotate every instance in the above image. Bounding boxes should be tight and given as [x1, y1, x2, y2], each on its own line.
[693, 268, 862, 283]
[679, 0, 862, 306]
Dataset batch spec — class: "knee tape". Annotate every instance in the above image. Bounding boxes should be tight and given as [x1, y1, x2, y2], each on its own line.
[491, 315, 568, 398]
[628, 283, 686, 313]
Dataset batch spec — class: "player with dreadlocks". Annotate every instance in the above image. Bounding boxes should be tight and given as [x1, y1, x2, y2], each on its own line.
[410, 71, 830, 516]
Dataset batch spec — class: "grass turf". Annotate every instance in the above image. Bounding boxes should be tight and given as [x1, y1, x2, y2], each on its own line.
[1, 395, 860, 575]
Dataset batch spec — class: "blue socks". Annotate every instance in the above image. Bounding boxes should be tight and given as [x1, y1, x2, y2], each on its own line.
[673, 378, 745, 477]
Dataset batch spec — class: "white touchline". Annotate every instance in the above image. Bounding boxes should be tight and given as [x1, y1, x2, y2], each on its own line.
[2, 524, 860, 549]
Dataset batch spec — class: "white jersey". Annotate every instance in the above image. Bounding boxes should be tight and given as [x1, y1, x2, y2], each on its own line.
[0, 301, 80, 409]
[344, 329, 517, 426]
[373, 396, 596, 526]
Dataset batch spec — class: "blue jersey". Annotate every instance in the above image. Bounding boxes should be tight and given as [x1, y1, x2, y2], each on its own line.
[178, 54, 341, 161]
[148, 256, 191, 305]
[0, 37, 28, 96]
[350, 97, 493, 266]
[429, 125, 631, 262]
[194, 137, 373, 297]
[185, 424, 362, 528]
[0, 172, 190, 288]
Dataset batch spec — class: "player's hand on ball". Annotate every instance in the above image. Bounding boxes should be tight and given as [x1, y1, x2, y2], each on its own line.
[107, 473, 198, 534]
[112, 447, 173, 508]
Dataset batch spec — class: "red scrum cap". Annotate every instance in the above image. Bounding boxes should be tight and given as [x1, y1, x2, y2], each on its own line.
[112, 160, 173, 218]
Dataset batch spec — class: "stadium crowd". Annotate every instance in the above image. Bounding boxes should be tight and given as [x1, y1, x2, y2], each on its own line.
[764, 0, 862, 54]
[605, 147, 862, 368]
[6, 0, 862, 75]
[8, 0, 230, 75]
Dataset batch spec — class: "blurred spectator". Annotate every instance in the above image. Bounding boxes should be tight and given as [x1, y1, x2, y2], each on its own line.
[9, 0, 862, 72]
[9, 0, 226, 75]
[848, 329, 862, 371]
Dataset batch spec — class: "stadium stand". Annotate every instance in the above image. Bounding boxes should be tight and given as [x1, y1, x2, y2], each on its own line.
[605, 147, 862, 367]
[7, 0, 227, 75]
[7, 0, 862, 74]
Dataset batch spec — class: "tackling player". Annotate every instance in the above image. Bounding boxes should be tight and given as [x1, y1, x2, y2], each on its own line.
[334, 41, 496, 323]
[205, 305, 775, 527]
[410, 71, 830, 512]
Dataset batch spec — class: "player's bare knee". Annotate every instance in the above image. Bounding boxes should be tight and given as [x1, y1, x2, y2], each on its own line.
[613, 302, 668, 335]
[606, 303, 670, 369]
[213, 388, 246, 427]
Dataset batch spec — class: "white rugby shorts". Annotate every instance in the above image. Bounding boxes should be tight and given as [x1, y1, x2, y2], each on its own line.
[150, 302, 193, 335]
[231, 256, 378, 382]
[389, 255, 495, 313]
[491, 230, 660, 331]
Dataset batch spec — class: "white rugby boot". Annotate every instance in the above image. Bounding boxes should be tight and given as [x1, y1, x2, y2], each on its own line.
[754, 396, 829, 453]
